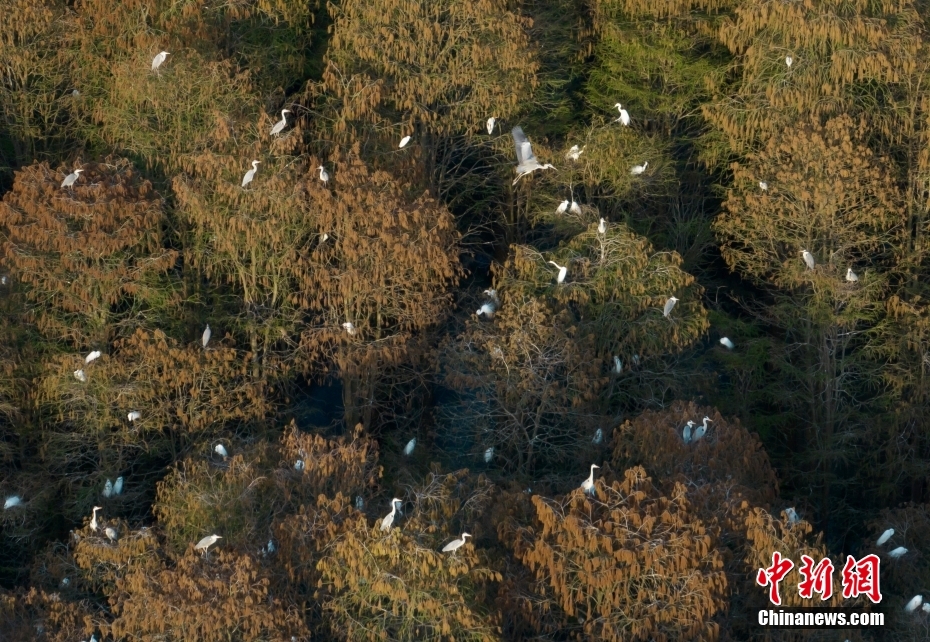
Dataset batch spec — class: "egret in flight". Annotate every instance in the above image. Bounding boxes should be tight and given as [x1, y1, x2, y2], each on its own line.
[61, 169, 83, 189]
[631, 161, 648, 175]
[614, 103, 630, 126]
[720, 337, 735, 349]
[801, 250, 815, 270]
[663, 296, 679, 318]
[511, 126, 555, 185]
[399, 135, 411, 148]
[4, 495, 22, 510]
[379, 498, 402, 531]
[241, 160, 260, 188]
[202, 324, 211, 348]
[317, 165, 330, 184]
[194, 534, 222, 555]
[270, 109, 291, 137]
[127, 411, 141, 423]
[404, 438, 416, 456]
[581, 464, 599, 495]
[442, 533, 471, 553]
[486, 117, 496, 135]
[151, 51, 170, 73]
[598, 218, 607, 234]
[548, 261, 567, 284]
[85, 350, 101, 364]
[877, 528, 894, 546]
[846, 268, 858, 282]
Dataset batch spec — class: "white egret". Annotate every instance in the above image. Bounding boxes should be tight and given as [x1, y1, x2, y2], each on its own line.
[484, 288, 498, 302]
[355, 495, 365, 510]
[486, 117, 496, 135]
[85, 350, 101, 364]
[613, 356, 622, 374]
[630, 161, 648, 175]
[269, 109, 291, 137]
[151, 51, 170, 73]
[342, 321, 357, 336]
[511, 126, 555, 185]
[785, 507, 799, 525]
[1, 276, 7, 285]
[442, 533, 472, 553]
[379, 498, 402, 531]
[476, 301, 497, 318]
[593, 428, 603, 445]
[888, 546, 908, 558]
[613, 103, 630, 126]
[877, 528, 894, 546]
[194, 534, 222, 555]
[127, 411, 141, 423]
[682, 420, 694, 444]
[565, 145, 584, 161]
[241, 160, 260, 188]
[72, 89, 79, 97]
[90, 506, 101, 531]
[906, 595, 923, 612]
[113, 476, 124, 495]
[548, 260, 568, 284]
[404, 438, 416, 456]
[923, 603, 930, 613]
[569, 201, 581, 215]
[266, 539, 275, 554]
[785, 55, 793, 68]
[632, 354, 640, 366]
[846, 268, 858, 282]
[215, 444, 228, 459]
[484, 447, 494, 463]
[61, 169, 84, 189]
[556, 200, 569, 214]
[74, 369, 87, 382]
[598, 218, 607, 234]
[320, 233, 329, 243]
[202, 324, 211, 348]
[61, 577, 69, 586]
[105, 526, 117, 542]
[102, 479, 113, 499]
[693, 416, 712, 442]
[399, 135, 411, 148]
[801, 250, 815, 270]
[720, 337, 735, 349]
[581, 464, 599, 495]
[4, 495, 22, 510]
[759, 181, 768, 191]
[294, 459, 305, 471]
[663, 296, 679, 318]
[317, 165, 329, 183]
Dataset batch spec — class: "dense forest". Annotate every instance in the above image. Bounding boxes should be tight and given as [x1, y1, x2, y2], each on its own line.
[1, 0, 930, 639]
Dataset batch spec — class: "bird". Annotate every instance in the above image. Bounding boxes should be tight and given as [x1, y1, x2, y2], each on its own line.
[785, 55, 793, 68]
[215, 444, 228, 459]
[105, 526, 117, 542]
[511, 126, 556, 185]
[399, 135, 411, 148]
[320, 233, 329, 243]
[270, 109, 291, 137]
[85, 350, 101, 364]
[151, 51, 170, 73]
[317, 165, 330, 183]
[90, 506, 101, 531]
[379, 498, 402, 531]
[113, 477, 123, 495]
[877, 528, 894, 546]
[355, 495, 365, 510]
[888, 546, 908, 558]
[759, 181, 768, 191]
[442, 533, 472, 553]
[614, 103, 630, 126]
[556, 200, 569, 214]
[565, 145, 584, 161]
[127, 411, 141, 423]
[61, 577, 70, 586]
[720, 337, 735, 349]
[784, 507, 799, 525]
[613, 356, 622, 374]
[61, 169, 84, 188]
[202, 324, 211, 348]
[404, 438, 416, 456]
[74, 369, 87, 382]
[630, 161, 648, 175]
[905, 595, 923, 612]
[71, 89, 79, 97]
[102, 479, 113, 499]
[846, 268, 859, 282]
[4, 495, 22, 510]
[593, 428, 603, 445]
[598, 218, 607, 234]
[693, 416, 712, 441]
[342, 321, 357, 336]
[801, 250, 815, 270]
[241, 160, 260, 188]
[294, 459, 305, 471]
[581, 464, 600, 495]
[569, 201, 581, 215]
[194, 534, 222, 555]
[663, 296, 679, 318]
[548, 261, 568, 284]
[484, 447, 494, 463]
[476, 300, 497, 318]
[682, 420, 695, 444]
[486, 117, 496, 135]
[923, 603, 930, 614]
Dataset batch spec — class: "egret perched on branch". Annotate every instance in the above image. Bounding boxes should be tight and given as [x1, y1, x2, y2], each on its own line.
[202, 324, 211, 348]
[486, 117, 496, 135]
[241, 160, 260, 188]
[846, 268, 858, 282]
[720, 337, 735, 349]
[127, 411, 141, 423]
[801, 250, 815, 270]
[61, 169, 83, 189]
[693, 416, 712, 442]
[569, 201, 581, 215]
[511, 126, 555, 185]
[877, 528, 894, 546]
[194, 534, 222, 555]
[74, 369, 87, 382]
[105, 526, 117, 542]
[888, 546, 908, 558]
[151, 51, 170, 73]
[581, 464, 599, 495]
[682, 420, 695, 444]
[294, 459, 304, 471]
[90, 506, 101, 531]
[784, 507, 799, 525]
[102, 479, 113, 499]
[379, 498, 402, 531]
[342, 322, 357, 336]
[613, 356, 622, 374]
[630, 161, 648, 175]
[548, 261, 567, 284]
[113, 476, 124, 496]
[355, 496, 364, 510]
[556, 200, 569, 215]
[759, 181, 768, 191]
[905, 595, 923, 612]
[399, 135, 411, 148]
[785, 55, 793, 68]
[565, 145, 584, 161]
[484, 447, 494, 463]
[215, 444, 228, 459]
[317, 165, 330, 184]
[614, 103, 630, 126]
[598, 218, 607, 235]
[593, 428, 603, 445]
[270, 109, 291, 137]
[477, 301, 497, 319]
[663, 296, 679, 318]
[85, 350, 101, 364]
[4, 495, 22, 510]
[442, 533, 471, 553]
[404, 438, 416, 456]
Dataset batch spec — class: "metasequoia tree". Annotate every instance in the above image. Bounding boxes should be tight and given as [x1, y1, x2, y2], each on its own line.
[510, 466, 727, 641]
[0, 587, 93, 642]
[0, 161, 176, 346]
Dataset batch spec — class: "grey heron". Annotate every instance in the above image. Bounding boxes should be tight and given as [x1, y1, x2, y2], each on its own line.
[105, 526, 117, 542]
[682, 420, 695, 444]
[442, 533, 471, 553]
[61, 169, 83, 188]
[90, 506, 101, 531]
[693, 416, 712, 441]
[511, 126, 555, 185]
[270, 109, 291, 137]
[379, 498, 402, 531]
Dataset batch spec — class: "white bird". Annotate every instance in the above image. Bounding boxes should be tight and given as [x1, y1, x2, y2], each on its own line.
[266, 539, 275, 554]
[317, 165, 330, 184]
[61, 577, 69, 586]
[682, 420, 695, 444]
[663, 296, 679, 318]
[113, 476, 124, 495]
[801, 250, 815, 270]
[632, 354, 640, 366]
[71, 89, 79, 97]
[4, 495, 22, 510]
[102, 479, 113, 499]
[548, 260, 567, 284]
[127, 411, 141, 423]
[720, 337, 735, 349]
[556, 200, 569, 214]
[923, 603, 930, 614]
[693, 416, 712, 442]
[888, 546, 908, 558]
[294, 459, 305, 471]
[593, 428, 603, 445]
[74, 369, 87, 382]
[484, 447, 494, 463]
[598, 218, 607, 234]
[569, 201, 581, 215]
[85, 350, 101, 364]
[399, 135, 411, 148]
[320, 233, 329, 243]
[105, 526, 117, 542]
[846, 268, 858, 282]
[565, 145, 584, 161]
[785, 507, 799, 525]
[486, 117, 496, 135]
[476, 301, 497, 318]
[759, 181, 768, 191]
[202, 324, 211, 348]
[484, 288, 498, 302]
[580, 464, 600, 495]
[906, 595, 923, 612]
[61, 169, 84, 188]
[270, 109, 291, 137]
[342, 321, 357, 336]
[442, 532, 472, 553]
[630, 161, 648, 175]
[404, 438, 416, 456]
[785, 55, 793, 68]
[613, 356, 622, 374]
[241, 160, 260, 188]
[90, 506, 101, 531]
[511, 126, 556, 185]
[215, 444, 228, 459]
[151, 51, 170, 73]
[613, 103, 630, 126]
[877, 528, 894, 546]
[194, 534, 222, 555]
[379, 498, 402, 531]
[355, 495, 364, 510]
